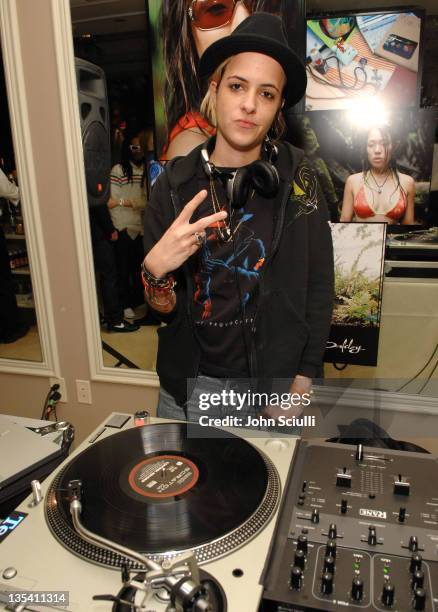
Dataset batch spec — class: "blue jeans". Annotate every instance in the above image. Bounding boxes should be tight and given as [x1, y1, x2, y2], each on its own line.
[157, 375, 258, 421]
[157, 376, 300, 435]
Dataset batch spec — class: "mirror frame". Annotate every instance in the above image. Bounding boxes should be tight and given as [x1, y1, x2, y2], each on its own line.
[0, 0, 61, 377]
[50, 0, 158, 388]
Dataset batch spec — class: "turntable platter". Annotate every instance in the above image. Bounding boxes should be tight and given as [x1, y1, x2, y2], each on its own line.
[389, 227, 438, 249]
[45, 423, 280, 568]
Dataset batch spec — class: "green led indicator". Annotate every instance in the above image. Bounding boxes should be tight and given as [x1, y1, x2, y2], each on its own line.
[383, 567, 389, 575]
[354, 562, 360, 570]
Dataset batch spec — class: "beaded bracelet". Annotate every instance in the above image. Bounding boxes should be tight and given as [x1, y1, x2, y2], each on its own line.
[141, 270, 176, 312]
[141, 261, 173, 288]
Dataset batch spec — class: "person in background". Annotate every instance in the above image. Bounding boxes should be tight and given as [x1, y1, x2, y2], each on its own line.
[0, 167, 29, 343]
[341, 125, 415, 224]
[108, 131, 148, 322]
[161, 0, 281, 159]
[89, 202, 140, 333]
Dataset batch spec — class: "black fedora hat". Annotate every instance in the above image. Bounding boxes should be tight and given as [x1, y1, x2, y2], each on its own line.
[199, 13, 307, 108]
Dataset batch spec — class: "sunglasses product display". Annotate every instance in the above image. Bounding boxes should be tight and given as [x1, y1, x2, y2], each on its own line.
[188, 0, 249, 31]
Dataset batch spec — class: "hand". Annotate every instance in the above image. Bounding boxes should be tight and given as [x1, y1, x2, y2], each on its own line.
[144, 189, 227, 278]
[110, 230, 118, 241]
[263, 402, 304, 422]
[290, 374, 312, 396]
[123, 199, 134, 208]
[263, 375, 312, 422]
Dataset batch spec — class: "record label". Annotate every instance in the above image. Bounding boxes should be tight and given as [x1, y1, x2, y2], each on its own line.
[128, 454, 199, 498]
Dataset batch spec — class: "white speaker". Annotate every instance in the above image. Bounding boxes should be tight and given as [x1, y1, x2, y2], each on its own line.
[75, 57, 111, 208]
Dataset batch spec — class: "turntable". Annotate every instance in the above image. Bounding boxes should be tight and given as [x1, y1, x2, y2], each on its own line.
[386, 227, 438, 262]
[0, 414, 297, 611]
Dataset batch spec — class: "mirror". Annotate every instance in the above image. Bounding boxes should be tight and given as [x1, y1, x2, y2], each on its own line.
[69, 0, 158, 371]
[0, 45, 42, 362]
[67, 0, 437, 402]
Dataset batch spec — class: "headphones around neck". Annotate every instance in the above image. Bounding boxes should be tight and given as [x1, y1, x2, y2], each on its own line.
[201, 137, 280, 209]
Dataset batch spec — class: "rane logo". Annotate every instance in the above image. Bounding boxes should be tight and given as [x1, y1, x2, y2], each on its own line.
[360, 508, 387, 519]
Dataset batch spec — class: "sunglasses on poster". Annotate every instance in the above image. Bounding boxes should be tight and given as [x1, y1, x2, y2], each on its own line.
[129, 145, 143, 152]
[188, 0, 250, 31]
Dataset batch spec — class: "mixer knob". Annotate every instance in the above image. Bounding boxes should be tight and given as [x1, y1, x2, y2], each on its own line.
[297, 534, 308, 555]
[324, 555, 335, 574]
[413, 588, 426, 611]
[328, 524, 337, 539]
[351, 577, 364, 601]
[341, 498, 348, 514]
[410, 554, 422, 573]
[412, 571, 424, 591]
[398, 507, 406, 523]
[381, 582, 395, 607]
[326, 539, 337, 558]
[321, 572, 333, 595]
[409, 536, 419, 552]
[294, 549, 305, 570]
[336, 468, 352, 488]
[355, 443, 364, 461]
[394, 474, 410, 496]
[368, 526, 377, 546]
[311, 508, 320, 524]
[290, 566, 303, 590]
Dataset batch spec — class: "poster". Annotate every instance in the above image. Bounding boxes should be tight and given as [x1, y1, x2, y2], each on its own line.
[287, 108, 436, 224]
[305, 12, 423, 112]
[325, 222, 386, 366]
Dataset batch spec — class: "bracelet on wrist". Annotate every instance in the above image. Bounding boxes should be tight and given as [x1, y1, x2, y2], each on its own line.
[141, 261, 174, 289]
[119, 198, 124, 207]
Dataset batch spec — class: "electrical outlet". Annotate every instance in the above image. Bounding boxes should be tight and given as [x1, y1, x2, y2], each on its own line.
[76, 379, 92, 404]
[49, 377, 67, 403]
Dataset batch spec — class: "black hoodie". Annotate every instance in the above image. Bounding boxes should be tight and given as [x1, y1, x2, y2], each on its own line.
[143, 141, 334, 407]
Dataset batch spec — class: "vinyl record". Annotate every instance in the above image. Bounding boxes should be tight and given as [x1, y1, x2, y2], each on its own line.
[46, 423, 280, 567]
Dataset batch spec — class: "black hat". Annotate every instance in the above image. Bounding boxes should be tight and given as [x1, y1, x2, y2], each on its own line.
[199, 13, 307, 108]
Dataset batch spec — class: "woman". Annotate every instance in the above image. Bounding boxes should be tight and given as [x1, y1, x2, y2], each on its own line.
[161, 0, 281, 159]
[142, 14, 334, 423]
[341, 125, 415, 224]
[108, 132, 147, 319]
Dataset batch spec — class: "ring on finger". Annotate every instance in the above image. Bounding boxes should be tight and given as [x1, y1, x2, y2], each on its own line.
[194, 231, 206, 247]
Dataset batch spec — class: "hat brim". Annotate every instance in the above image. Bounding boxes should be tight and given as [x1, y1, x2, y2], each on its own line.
[199, 33, 307, 108]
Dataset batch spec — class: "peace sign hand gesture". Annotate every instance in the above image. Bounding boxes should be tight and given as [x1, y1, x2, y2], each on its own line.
[144, 189, 227, 279]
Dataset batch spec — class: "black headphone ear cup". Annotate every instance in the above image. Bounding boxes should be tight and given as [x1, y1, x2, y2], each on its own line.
[230, 167, 251, 209]
[250, 161, 280, 197]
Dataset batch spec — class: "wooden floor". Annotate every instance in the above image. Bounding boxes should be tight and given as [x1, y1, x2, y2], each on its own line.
[101, 324, 159, 371]
[0, 325, 42, 362]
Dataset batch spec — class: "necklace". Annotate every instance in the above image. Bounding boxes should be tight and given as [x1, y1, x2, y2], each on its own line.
[209, 176, 247, 243]
[369, 170, 391, 194]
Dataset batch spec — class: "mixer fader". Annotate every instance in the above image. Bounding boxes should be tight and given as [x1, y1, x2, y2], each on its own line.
[261, 440, 438, 611]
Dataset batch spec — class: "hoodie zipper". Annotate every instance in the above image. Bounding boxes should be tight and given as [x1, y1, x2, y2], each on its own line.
[249, 180, 293, 377]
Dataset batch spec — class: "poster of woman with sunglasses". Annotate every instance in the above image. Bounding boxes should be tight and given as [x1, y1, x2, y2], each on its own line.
[148, 0, 291, 160]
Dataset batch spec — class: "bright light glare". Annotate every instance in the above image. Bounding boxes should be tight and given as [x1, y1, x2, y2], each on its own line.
[346, 97, 389, 130]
